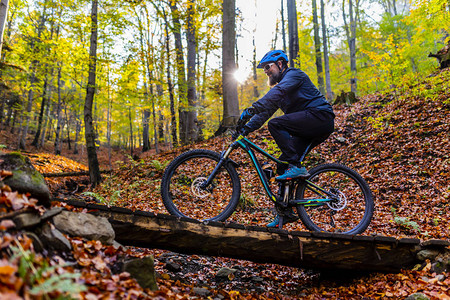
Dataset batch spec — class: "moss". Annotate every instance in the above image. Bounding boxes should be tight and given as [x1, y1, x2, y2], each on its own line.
[12, 169, 45, 186]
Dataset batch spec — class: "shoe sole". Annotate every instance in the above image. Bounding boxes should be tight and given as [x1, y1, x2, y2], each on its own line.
[275, 174, 310, 181]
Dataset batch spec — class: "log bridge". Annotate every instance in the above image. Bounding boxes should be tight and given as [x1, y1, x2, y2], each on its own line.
[61, 199, 449, 273]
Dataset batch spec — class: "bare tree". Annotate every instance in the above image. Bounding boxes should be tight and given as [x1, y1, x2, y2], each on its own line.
[169, 1, 188, 144]
[162, 8, 178, 147]
[321, 0, 332, 100]
[84, 0, 102, 186]
[0, 0, 9, 56]
[217, 0, 239, 134]
[287, 0, 299, 67]
[312, 0, 324, 94]
[186, 0, 198, 142]
[342, 0, 358, 94]
[281, 0, 287, 53]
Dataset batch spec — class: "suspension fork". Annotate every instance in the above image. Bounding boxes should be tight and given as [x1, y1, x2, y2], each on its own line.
[200, 146, 234, 189]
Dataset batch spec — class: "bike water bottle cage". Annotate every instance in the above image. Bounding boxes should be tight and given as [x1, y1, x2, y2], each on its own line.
[257, 50, 289, 68]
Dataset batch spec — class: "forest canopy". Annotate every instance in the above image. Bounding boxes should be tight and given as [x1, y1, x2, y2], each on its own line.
[0, 0, 448, 155]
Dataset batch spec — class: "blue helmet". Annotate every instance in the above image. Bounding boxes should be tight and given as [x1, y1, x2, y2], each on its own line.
[257, 50, 289, 68]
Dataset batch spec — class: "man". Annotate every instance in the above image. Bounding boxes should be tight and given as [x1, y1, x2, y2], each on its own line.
[236, 50, 335, 227]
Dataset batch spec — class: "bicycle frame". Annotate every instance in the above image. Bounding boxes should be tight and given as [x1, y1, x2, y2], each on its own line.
[202, 135, 338, 207]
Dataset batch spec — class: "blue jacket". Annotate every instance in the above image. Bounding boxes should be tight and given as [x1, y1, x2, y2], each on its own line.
[245, 68, 334, 132]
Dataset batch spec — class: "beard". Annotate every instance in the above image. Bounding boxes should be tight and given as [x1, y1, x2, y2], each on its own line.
[268, 71, 281, 87]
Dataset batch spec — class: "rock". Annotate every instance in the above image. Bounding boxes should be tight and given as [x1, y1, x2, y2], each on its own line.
[53, 211, 115, 244]
[24, 231, 44, 252]
[417, 249, 440, 261]
[41, 207, 63, 221]
[431, 261, 447, 274]
[405, 292, 430, 300]
[37, 223, 72, 252]
[123, 257, 158, 291]
[251, 276, 264, 282]
[192, 287, 211, 297]
[165, 261, 182, 272]
[216, 267, 237, 278]
[0, 153, 51, 207]
[13, 211, 41, 229]
[335, 136, 347, 143]
[436, 274, 445, 282]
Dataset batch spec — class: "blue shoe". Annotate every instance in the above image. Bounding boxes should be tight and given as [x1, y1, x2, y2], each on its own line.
[266, 213, 299, 228]
[266, 215, 280, 228]
[275, 165, 310, 181]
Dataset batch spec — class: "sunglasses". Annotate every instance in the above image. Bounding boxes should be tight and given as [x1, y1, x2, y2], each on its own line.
[264, 63, 275, 71]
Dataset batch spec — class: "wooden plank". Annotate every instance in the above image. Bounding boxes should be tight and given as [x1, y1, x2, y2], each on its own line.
[90, 210, 434, 272]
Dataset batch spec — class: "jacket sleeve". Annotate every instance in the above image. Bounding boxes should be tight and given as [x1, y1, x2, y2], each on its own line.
[244, 69, 303, 133]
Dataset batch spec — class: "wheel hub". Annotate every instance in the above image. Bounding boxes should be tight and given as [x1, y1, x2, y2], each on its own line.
[327, 189, 347, 211]
[191, 177, 210, 198]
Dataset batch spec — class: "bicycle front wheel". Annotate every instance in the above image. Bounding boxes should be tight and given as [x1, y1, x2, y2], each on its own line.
[296, 163, 374, 235]
[160, 149, 241, 221]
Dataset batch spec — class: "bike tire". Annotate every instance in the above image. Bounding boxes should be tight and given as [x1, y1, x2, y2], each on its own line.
[160, 149, 241, 221]
[296, 163, 374, 235]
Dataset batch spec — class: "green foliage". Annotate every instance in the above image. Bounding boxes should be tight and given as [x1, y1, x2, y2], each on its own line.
[149, 159, 169, 171]
[261, 138, 281, 157]
[82, 190, 120, 206]
[0, 144, 6, 149]
[391, 207, 420, 232]
[9, 243, 86, 299]
[2, 0, 449, 151]
[82, 191, 105, 203]
[237, 193, 255, 209]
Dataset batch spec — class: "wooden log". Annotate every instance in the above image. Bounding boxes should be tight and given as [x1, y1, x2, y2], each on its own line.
[42, 170, 111, 178]
[87, 209, 447, 273]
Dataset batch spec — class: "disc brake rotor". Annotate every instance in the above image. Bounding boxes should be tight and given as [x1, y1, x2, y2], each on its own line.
[191, 177, 210, 198]
[327, 189, 347, 211]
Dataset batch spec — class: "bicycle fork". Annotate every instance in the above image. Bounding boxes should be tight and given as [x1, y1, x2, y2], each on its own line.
[200, 147, 233, 191]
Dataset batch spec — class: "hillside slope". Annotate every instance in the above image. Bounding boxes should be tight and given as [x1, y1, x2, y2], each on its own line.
[2, 70, 449, 299]
[80, 70, 449, 241]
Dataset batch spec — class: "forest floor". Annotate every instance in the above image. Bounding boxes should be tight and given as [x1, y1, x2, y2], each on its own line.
[0, 69, 449, 299]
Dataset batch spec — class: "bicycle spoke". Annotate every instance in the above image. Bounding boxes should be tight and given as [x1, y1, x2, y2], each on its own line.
[161, 150, 241, 221]
[296, 163, 373, 234]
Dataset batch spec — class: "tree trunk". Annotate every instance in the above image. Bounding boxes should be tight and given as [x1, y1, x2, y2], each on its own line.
[128, 106, 133, 157]
[186, 0, 198, 142]
[287, 0, 299, 68]
[0, 0, 9, 57]
[86, 208, 448, 273]
[144, 10, 159, 154]
[157, 84, 164, 143]
[54, 65, 63, 155]
[321, 0, 332, 100]
[84, 0, 101, 187]
[73, 118, 79, 154]
[343, 0, 357, 94]
[65, 106, 71, 150]
[38, 71, 53, 148]
[281, 0, 287, 53]
[252, 35, 259, 99]
[134, 5, 151, 152]
[19, 0, 48, 150]
[312, 0, 324, 95]
[219, 0, 239, 132]
[163, 8, 177, 148]
[106, 68, 112, 169]
[169, 2, 188, 144]
[31, 78, 47, 146]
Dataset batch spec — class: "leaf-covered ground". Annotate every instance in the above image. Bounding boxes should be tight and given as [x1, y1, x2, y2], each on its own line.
[1, 69, 449, 299]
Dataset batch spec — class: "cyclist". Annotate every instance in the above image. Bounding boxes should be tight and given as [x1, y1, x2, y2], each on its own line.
[236, 50, 335, 227]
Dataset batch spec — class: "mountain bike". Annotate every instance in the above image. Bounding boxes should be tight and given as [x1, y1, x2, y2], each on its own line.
[160, 127, 374, 234]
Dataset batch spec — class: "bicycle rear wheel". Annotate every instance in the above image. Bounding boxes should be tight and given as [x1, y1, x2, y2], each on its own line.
[160, 149, 241, 221]
[296, 163, 374, 234]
